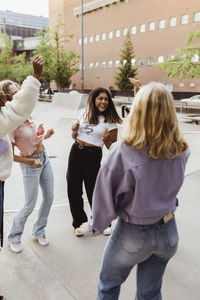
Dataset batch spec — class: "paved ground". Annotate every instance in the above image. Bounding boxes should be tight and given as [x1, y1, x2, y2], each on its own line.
[1, 98, 200, 300]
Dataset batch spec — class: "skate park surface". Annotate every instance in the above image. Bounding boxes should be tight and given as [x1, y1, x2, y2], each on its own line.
[1, 92, 200, 300]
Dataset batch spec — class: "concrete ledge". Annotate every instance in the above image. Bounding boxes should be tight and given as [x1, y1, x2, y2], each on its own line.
[51, 92, 88, 111]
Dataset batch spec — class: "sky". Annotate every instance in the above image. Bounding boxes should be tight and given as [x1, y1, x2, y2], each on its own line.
[0, 0, 49, 18]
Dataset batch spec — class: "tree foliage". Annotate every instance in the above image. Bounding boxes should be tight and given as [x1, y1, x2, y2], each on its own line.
[12, 52, 32, 83]
[0, 34, 13, 80]
[115, 32, 137, 91]
[34, 27, 53, 84]
[35, 18, 79, 90]
[0, 33, 32, 83]
[156, 25, 200, 80]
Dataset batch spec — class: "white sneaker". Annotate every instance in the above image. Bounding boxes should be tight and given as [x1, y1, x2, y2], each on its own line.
[9, 242, 23, 253]
[37, 236, 49, 246]
[103, 227, 112, 236]
[75, 228, 84, 237]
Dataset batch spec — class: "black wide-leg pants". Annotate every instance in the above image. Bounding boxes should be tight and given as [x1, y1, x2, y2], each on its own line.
[66, 142, 102, 229]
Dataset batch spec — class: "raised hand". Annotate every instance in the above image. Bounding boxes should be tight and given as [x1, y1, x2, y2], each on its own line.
[71, 121, 80, 139]
[129, 78, 142, 94]
[102, 128, 110, 142]
[45, 128, 54, 139]
[72, 121, 80, 132]
[32, 55, 44, 80]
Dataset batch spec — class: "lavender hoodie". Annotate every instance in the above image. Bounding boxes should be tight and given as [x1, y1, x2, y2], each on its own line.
[85, 141, 190, 236]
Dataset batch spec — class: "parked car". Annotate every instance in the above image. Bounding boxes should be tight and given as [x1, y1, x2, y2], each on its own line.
[180, 95, 200, 103]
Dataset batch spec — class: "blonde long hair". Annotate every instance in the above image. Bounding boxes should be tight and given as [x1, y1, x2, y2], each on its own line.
[122, 82, 188, 159]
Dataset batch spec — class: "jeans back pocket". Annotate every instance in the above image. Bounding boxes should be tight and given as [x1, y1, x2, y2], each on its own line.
[162, 218, 179, 249]
[120, 223, 146, 254]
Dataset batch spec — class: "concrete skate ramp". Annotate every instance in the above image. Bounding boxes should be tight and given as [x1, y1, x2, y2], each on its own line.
[52, 91, 88, 111]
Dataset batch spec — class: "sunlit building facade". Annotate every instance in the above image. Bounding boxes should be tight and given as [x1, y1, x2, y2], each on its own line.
[49, 0, 200, 92]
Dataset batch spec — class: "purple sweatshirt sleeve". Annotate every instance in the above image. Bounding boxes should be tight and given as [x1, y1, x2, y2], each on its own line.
[85, 142, 124, 236]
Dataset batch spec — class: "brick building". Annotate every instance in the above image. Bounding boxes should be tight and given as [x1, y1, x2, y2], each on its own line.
[49, 0, 200, 92]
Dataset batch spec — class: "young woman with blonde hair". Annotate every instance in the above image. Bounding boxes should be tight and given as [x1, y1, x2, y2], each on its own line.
[77, 82, 190, 299]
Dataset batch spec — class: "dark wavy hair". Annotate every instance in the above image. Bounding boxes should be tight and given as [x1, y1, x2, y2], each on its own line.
[85, 87, 122, 124]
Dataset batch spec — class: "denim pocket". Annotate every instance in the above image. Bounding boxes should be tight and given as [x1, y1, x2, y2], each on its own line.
[120, 223, 146, 254]
[162, 218, 179, 249]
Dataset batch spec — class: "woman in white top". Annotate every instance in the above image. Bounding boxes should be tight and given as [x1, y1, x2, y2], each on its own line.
[66, 87, 122, 236]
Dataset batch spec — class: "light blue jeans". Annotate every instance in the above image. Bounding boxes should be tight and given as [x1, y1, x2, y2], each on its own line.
[8, 150, 54, 243]
[97, 217, 179, 300]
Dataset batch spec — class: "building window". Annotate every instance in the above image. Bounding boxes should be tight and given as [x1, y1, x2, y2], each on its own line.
[101, 61, 106, 69]
[139, 24, 145, 33]
[149, 21, 155, 31]
[115, 60, 120, 68]
[78, 38, 82, 45]
[159, 19, 166, 29]
[89, 36, 93, 43]
[131, 58, 136, 66]
[108, 31, 113, 39]
[95, 62, 99, 69]
[181, 14, 189, 24]
[95, 34, 100, 42]
[166, 83, 173, 91]
[190, 83, 195, 87]
[179, 83, 184, 87]
[84, 37, 87, 44]
[194, 12, 200, 22]
[108, 61, 113, 68]
[102, 33, 106, 40]
[157, 56, 164, 63]
[115, 29, 120, 38]
[169, 17, 177, 27]
[131, 26, 136, 35]
[138, 58, 144, 66]
[147, 57, 153, 65]
[123, 28, 128, 36]
[89, 63, 93, 69]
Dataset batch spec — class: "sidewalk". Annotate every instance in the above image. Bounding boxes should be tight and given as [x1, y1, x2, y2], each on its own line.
[1, 101, 200, 300]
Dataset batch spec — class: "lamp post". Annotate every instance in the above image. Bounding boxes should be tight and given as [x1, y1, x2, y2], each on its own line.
[81, 0, 84, 93]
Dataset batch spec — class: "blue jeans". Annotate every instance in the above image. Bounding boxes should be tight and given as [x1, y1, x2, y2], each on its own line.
[8, 150, 54, 243]
[97, 218, 179, 300]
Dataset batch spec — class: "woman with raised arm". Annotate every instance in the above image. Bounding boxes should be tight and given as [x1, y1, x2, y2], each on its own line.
[0, 55, 44, 300]
[2, 84, 54, 253]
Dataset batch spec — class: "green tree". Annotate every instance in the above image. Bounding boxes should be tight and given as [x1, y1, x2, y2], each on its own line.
[156, 25, 200, 80]
[51, 19, 79, 90]
[115, 32, 137, 92]
[35, 19, 79, 92]
[12, 52, 32, 84]
[34, 27, 54, 98]
[0, 34, 13, 80]
[34, 27, 53, 85]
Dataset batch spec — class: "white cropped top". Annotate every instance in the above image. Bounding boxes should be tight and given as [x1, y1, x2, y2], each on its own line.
[77, 110, 118, 147]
